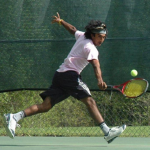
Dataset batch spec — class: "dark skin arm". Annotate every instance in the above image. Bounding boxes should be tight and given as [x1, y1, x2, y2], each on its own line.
[51, 12, 77, 35]
[89, 59, 107, 90]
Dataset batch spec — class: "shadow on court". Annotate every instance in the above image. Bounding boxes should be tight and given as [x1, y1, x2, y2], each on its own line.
[0, 137, 150, 150]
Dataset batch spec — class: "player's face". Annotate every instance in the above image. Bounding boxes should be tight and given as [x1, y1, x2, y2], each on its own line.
[91, 33, 106, 46]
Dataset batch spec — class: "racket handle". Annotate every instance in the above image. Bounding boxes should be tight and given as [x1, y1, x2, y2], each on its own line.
[107, 85, 113, 88]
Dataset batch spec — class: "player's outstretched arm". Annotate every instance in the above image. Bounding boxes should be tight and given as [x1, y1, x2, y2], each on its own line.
[52, 12, 77, 35]
[89, 59, 107, 90]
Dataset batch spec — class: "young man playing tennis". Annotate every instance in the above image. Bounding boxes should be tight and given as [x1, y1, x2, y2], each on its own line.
[4, 12, 126, 143]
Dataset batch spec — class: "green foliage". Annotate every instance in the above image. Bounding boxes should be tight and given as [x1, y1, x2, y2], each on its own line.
[0, 90, 95, 129]
[92, 91, 150, 126]
[0, 90, 150, 137]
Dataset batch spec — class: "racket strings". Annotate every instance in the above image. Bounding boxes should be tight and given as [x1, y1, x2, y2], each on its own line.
[123, 80, 147, 97]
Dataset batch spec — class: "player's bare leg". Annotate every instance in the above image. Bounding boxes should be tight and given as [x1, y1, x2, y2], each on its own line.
[81, 97, 110, 135]
[80, 97, 126, 143]
[80, 97, 104, 124]
[24, 96, 52, 117]
[3, 96, 52, 139]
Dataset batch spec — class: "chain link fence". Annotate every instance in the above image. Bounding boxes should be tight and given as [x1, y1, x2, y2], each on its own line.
[0, 90, 150, 137]
[0, 0, 150, 137]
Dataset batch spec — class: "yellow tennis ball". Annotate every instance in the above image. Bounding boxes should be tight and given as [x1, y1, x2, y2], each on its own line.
[131, 69, 138, 77]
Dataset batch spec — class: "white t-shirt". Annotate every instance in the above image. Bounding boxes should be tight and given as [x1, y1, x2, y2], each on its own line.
[57, 30, 99, 74]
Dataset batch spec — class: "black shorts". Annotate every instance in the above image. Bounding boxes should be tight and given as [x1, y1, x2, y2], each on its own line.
[40, 71, 91, 107]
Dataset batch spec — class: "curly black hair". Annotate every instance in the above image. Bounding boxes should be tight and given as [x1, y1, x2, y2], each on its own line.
[84, 20, 107, 39]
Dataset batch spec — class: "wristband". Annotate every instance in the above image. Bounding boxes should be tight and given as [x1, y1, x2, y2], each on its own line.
[59, 19, 63, 25]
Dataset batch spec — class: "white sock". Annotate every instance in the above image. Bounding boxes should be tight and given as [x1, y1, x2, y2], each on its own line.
[13, 111, 25, 122]
[99, 122, 110, 135]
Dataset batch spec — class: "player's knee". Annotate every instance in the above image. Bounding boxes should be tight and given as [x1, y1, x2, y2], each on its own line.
[82, 97, 96, 108]
[88, 98, 96, 107]
[42, 97, 52, 112]
[43, 104, 51, 112]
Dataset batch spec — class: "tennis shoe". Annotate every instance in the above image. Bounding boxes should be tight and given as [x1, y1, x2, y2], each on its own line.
[104, 124, 126, 144]
[3, 113, 20, 139]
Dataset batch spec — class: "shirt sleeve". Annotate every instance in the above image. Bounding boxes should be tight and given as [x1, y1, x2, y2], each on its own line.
[84, 44, 99, 61]
[75, 30, 85, 40]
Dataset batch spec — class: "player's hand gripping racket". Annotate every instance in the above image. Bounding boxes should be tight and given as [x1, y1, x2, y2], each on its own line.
[107, 78, 149, 98]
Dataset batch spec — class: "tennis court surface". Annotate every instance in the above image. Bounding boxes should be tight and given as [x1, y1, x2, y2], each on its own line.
[0, 136, 150, 150]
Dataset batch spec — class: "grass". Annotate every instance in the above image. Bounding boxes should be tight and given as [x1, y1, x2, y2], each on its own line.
[0, 126, 150, 137]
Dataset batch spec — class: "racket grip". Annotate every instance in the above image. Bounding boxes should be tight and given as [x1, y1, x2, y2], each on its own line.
[107, 85, 113, 88]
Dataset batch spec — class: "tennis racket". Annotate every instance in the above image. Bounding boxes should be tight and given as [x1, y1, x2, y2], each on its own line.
[107, 78, 149, 98]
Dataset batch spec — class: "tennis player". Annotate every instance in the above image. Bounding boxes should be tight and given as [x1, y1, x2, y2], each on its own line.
[4, 12, 126, 143]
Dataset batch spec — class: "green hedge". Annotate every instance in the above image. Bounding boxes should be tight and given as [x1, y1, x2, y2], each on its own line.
[0, 90, 150, 137]
[1, 90, 150, 127]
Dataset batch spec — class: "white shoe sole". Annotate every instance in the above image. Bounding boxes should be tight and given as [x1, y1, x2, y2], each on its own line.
[3, 114, 14, 139]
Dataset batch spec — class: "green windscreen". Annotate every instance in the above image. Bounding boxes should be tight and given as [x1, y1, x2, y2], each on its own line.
[0, 0, 150, 92]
